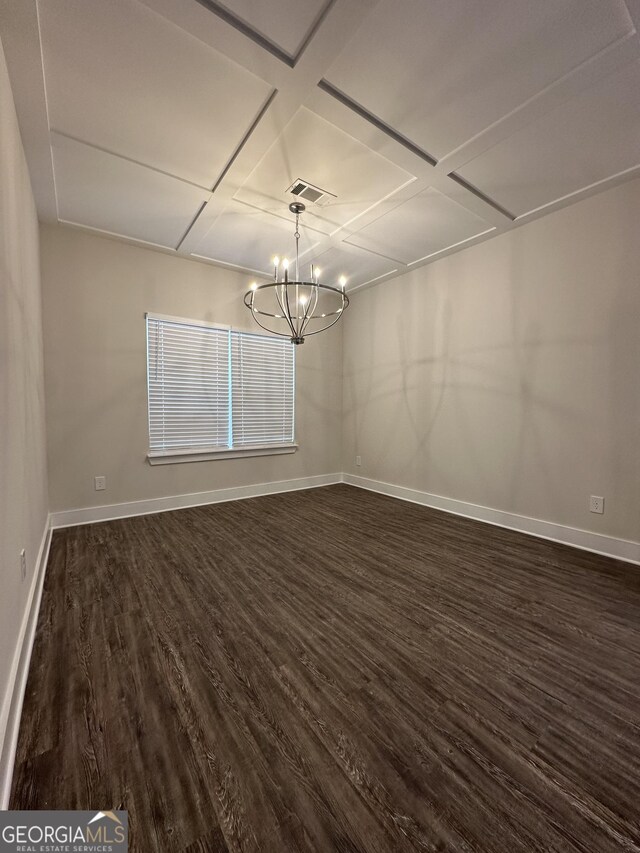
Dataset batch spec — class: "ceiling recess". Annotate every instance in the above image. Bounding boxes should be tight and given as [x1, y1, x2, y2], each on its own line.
[287, 178, 336, 206]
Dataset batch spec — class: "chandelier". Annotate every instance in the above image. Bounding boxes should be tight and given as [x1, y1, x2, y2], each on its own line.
[244, 202, 349, 345]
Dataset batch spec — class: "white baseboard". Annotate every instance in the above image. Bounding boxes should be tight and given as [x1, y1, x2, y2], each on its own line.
[0, 515, 52, 809]
[343, 473, 640, 565]
[50, 473, 343, 529]
[50, 472, 640, 564]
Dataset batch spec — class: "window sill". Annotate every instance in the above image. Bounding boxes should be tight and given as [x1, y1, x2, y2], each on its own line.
[147, 444, 298, 465]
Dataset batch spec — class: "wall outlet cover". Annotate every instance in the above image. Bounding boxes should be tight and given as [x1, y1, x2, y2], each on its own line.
[94, 475, 107, 491]
[589, 495, 604, 514]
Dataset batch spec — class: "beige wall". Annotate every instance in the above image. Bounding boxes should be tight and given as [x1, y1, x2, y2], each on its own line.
[0, 38, 48, 754]
[343, 178, 640, 543]
[41, 224, 342, 512]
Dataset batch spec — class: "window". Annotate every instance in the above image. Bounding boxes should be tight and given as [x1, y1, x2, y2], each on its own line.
[146, 313, 295, 463]
[231, 330, 294, 448]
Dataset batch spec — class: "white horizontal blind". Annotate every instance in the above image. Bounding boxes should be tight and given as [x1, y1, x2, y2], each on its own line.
[231, 330, 294, 447]
[147, 316, 230, 451]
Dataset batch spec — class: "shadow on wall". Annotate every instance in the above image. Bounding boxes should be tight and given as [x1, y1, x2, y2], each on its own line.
[609, 212, 640, 536]
[503, 235, 554, 515]
[294, 349, 342, 475]
[345, 237, 605, 522]
[344, 277, 453, 486]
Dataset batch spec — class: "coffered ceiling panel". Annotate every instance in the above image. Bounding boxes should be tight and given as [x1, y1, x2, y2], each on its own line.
[52, 134, 211, 249]
[303, 245, 398, 290]
[39, 0, 272, 189]
[234, 107, 415, 235]
[213, 0, 331, 57]
[194, 202, 323, 275]
[457, 58, 640, 217]
[346, 188, 494, 264]
[4, 0, 640, 292]
[325, 0, 633, 161]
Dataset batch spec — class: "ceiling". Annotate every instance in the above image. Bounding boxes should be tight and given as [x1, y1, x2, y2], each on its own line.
[2, 0, 640, 291]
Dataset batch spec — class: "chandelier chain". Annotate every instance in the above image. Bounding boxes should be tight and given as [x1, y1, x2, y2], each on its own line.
[294, 211, 300, 282]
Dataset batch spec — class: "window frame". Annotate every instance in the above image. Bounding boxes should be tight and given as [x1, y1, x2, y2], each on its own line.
[145, 312, 297, 465]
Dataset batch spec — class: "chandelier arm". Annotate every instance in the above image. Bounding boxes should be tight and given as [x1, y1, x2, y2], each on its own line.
[279, 281, 290, 323]
[275, 284, 297, 339]
[249, 304, 345, 320]
[299, 282, 315, 333]
[283, 283, 296, 332]
[245, 284, 349, 315]
[299, 307, 309, 339]
[299, 308, 310, 339]
[304, 284, 320, 335]
[299, 308, 346, 337]
[247, 309, 295, 339]
[246, 288, 348, 318]
[299, 287, 317, 339]
[308, 282, 319, 319]
[246, 287, 294, 336]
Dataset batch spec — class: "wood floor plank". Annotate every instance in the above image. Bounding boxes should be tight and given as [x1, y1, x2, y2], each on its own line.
[10, 484, 640, 852]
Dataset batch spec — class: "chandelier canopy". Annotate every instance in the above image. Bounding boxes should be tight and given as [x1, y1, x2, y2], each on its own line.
[244, 202, 349, 345]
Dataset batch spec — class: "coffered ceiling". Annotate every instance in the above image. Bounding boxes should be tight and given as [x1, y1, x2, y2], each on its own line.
[2, 0, 640, 291]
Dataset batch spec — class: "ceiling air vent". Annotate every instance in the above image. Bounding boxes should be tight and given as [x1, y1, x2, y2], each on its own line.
[286, 179, 336, 207]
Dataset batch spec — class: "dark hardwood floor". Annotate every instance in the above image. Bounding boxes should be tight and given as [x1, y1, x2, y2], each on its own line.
[11, 484, 640, 852]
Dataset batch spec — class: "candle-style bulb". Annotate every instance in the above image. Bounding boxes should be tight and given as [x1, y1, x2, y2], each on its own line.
[250, 282, 257, 290]
[339, 275, 347, 289]
[314, 267, 321, 283]
[283, 258, 289, 283]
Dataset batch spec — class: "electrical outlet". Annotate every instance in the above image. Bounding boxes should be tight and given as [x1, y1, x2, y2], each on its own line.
[94, 475, 107, 491]
[589, 495, 604, 514]
[355, 456, 362, 467]
[20, 548, 26, 581]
